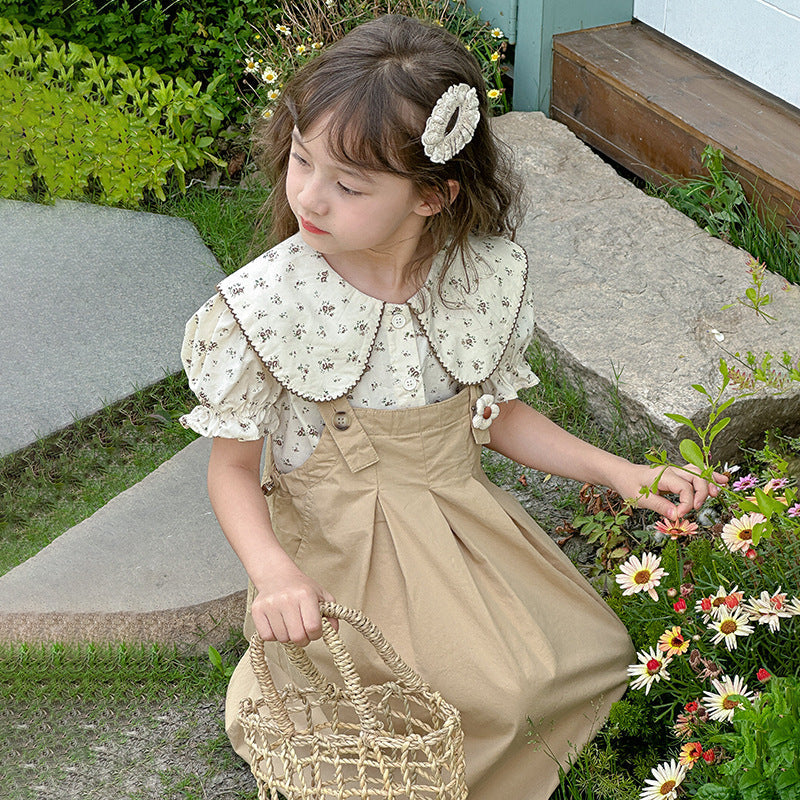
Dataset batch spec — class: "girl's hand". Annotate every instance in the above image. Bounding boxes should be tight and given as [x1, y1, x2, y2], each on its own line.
[251, 561, 338, 647]
[612, 463, 729, 520]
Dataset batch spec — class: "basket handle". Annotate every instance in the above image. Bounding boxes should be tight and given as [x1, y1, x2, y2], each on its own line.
[248, 602, 428, 736]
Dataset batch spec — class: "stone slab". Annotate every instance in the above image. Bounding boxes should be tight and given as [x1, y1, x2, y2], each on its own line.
[494, 112, 800, 460]
[0, 199, 224, 456]
[0, 436, 247, 646]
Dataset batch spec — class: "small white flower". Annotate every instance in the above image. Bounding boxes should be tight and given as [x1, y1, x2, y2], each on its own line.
[490, 27, 504, 38]
[709, 328, 725, 342]
[615, 552, 668, 601]
[627, 647, 672, 695]
[244, 57, 259, 75]
[639, 758, 686, 800]
[261, 68, 278, 83]
[702, 674, 754, 722]
[472, 393, 499, 430]
[276, 24, 290, 35]
[421, 83, 480, 164]
[267, 89, 280, 101]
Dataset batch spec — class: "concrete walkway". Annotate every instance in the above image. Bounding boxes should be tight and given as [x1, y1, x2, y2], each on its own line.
[0, 112, 798, 648]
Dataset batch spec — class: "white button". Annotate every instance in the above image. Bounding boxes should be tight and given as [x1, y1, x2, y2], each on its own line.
[403, 377, 417, 391]
[391, 313, 406, 329]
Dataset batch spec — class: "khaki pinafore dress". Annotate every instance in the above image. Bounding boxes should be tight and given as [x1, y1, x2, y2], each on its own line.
[225, 384, 634, 800]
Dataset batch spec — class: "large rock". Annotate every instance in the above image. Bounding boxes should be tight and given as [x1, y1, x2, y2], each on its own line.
[0, 199, 224, 456]
[495, 112, 800, 461]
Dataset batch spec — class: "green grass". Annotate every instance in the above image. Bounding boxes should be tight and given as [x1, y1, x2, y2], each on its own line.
[0, 637, 257, 799]
[647, 145, 800, 285]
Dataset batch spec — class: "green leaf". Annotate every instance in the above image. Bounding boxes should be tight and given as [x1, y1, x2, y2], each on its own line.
[679, 439, 706, 469]
[708, 416, 731, 443]
[664, 412, 695, 428]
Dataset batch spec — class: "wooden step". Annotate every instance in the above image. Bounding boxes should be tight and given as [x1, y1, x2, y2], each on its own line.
[551, 21, 800, 228]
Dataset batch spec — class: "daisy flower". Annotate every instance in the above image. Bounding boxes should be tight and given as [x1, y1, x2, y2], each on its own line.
[276, 24, 291, 35]
[627, 647, 672, 694]
[296, 44, 307, 55]
[787, 503, 800, 518]
[696, 585, 743, 620]
[679, 741, 704, 768]
[732, 473, 758, 491]
[487, 88, 502, 99]
[655, 516, 699, 540]
[244, 57, 259, 75]
[721, 513, 766, 553]
[743, 588, 791, 632]
[260, 108, 274, 119]
[702, 674, 754, 722]
[267, 89, 280, 101]
[640, 759, 686, 800]
[764, 477, 789, 491]
[490, 27, 504, 38]
[490, 51, 501, 62]
[708, 607, 754, 650]
[311, 41, 323, 50]
[658, 626, 690, 656]
[261, 68, 278, 84]
[616, 552, 668, 601]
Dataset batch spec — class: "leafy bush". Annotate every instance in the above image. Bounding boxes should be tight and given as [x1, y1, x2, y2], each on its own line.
[0, 0, 280, 127]
[0, 16, 225, 203]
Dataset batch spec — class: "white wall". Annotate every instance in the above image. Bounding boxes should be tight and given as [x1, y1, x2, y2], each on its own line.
[634, 0, 800, 108]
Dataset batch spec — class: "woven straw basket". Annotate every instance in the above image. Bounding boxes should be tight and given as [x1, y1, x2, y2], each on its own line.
[238, 602, 468, 800]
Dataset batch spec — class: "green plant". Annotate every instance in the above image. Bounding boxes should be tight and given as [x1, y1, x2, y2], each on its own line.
[0, 0, 281, 128]
[0, 16, 225, 203]
[648, 146, 800, 285]
[695, 676, 800, 800]
[239, 0, 512, 123]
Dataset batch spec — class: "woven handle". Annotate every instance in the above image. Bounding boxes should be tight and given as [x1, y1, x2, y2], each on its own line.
[249, 601, 427, 736]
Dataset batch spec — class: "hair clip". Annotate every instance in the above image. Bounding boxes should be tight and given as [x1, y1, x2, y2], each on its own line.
[421, 83, 480, 164]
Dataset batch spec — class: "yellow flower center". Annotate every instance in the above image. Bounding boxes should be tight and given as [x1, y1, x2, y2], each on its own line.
[720, 620, 737, 634]
[633, 569, 652, 585]
[660, 781, 676, 795]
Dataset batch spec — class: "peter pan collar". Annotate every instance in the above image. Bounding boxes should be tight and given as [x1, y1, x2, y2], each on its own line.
[217, 233, 529, 402]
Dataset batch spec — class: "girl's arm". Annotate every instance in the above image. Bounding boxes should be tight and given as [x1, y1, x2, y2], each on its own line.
[486, 399, 726, 519]
[207, 437, 336, 645]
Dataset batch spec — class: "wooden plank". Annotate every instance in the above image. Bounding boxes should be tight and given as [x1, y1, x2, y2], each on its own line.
[550, 21, 800, 227]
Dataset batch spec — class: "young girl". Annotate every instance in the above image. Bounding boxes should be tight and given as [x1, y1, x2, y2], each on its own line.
[181, 15, 724, 798]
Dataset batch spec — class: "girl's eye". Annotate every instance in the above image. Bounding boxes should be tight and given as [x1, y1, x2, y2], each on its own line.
[290, 151, 309, 167]
[338, 183, 361, 196]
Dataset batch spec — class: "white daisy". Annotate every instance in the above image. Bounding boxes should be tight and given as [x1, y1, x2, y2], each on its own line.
[627, 647, 672, 695]
[695, 585, 743, 621]
[640, 759, 686, 800]
[261, 68, 278, 84]
[616, 552, 668, 601]
[720, 512, 766, 553]
[743, 589, 792, 633]
[708, 607, 754, 650]
[702, 674, 754, 722]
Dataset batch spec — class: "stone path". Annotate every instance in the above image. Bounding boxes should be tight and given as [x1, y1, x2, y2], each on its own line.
[1, 111, 798, 648]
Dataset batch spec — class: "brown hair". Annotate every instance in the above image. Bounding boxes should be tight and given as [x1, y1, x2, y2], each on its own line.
[252, 14, 523, 292]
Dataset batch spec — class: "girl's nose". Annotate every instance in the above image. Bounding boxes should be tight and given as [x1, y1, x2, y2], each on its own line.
[297, 177, 328, 215]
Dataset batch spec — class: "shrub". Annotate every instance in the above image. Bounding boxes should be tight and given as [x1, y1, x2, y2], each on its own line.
[0, 16, 225, 203]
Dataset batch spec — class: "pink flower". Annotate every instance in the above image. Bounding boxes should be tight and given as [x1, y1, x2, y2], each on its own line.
[732, 474, 758, 491]
[673, 598, 687, 613]
[616, 552, 668, 601]
[757, 668, 771, 682]
[655, 516, 699, 540]
[788, 503, 800, 518]
[721, 513, 766, 553]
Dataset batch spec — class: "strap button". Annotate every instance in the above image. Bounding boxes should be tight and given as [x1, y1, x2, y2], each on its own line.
[333, 410, 351, 430]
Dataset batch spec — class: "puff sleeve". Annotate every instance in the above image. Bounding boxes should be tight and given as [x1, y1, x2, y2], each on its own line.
[482, 270, 540, 403]
[180, 293, 281, 439]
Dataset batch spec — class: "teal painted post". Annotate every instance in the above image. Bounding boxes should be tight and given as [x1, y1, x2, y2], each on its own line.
[468, 0, 634, 112]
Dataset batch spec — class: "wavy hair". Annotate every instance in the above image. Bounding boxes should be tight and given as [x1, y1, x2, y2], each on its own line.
[252, 14, 523, 294]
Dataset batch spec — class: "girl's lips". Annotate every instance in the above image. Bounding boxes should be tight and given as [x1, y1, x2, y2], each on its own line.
[301, 217, 329, 235]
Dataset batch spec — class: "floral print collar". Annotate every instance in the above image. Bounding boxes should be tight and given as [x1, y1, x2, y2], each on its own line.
[216, 233, 529, 402]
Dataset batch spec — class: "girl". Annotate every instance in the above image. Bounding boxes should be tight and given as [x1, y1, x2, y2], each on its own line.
[181, 15, 724, 798]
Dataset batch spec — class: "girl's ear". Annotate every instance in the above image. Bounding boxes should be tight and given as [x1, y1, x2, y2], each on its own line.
[417, 180, 460, 216]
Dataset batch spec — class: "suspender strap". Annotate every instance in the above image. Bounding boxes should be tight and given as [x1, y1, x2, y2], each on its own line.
[317, 396, 380, 474]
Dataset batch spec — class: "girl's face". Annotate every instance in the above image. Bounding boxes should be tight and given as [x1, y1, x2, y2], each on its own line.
[286, 121, 436, 269]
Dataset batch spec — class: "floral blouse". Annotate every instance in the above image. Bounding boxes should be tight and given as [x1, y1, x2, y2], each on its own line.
[181, 233, 539, 472]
